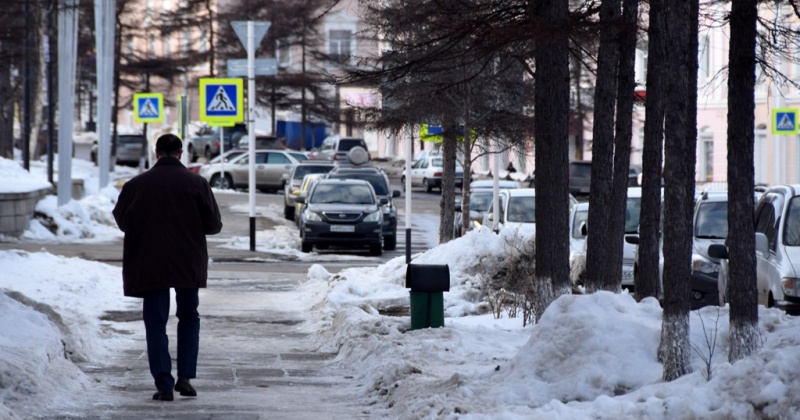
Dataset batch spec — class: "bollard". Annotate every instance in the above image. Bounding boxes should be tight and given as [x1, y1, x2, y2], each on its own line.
[405, 264, 450, 330]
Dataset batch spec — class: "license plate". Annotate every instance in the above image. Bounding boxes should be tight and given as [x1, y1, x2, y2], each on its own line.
[330, 225, 355, 232]
[622, 270, 633, 280]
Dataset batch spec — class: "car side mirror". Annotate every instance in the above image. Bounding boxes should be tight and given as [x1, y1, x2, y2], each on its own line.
[707, 243, 728, 259]
[580, 221, 588, 237]
[624, 234, 640, 245]
[379, 197, 389, 205]
[296, 196, 306, 204]
[392, 190, 401, 198]
[755, 232, 768, 253]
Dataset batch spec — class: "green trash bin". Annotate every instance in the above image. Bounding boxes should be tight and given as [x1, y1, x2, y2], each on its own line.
[406, 264, 450, 330]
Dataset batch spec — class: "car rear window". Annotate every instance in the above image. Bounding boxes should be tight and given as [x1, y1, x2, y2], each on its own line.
[330, 174, 389, 196]
[338, 139, 366, 151]
[119, 136, 144, 145]
[289, 152, 308, 161]
[294, 165, 335, 180]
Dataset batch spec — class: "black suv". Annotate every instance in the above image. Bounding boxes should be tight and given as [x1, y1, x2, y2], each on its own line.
[326, 166, 401, 250]
[297, 178, 387, 256]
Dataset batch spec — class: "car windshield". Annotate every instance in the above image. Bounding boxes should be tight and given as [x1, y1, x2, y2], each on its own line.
[430, 158, 464, 169]
[210, 150, 245, 164]
[470, 191, 494, 212]
[573, 209, 589, 239]
[694, 201, 728, 239]
[293, 165, 334, 180]
[784, 197, 800, 246]
[625, 197, 641, 233]
[507, 197, 535, 223]
[311, 184, 374, 205]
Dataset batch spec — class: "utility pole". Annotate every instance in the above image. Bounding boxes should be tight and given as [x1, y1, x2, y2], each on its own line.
[23, 0, 32, 170]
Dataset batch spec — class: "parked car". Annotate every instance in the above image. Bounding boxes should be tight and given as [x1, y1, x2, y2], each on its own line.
[188, 123, 248, 162]
[294, 173, 325, 230]
[308, 135, 370, 162]
[401, 155, 466, 193]
[568, 161, 645, 196]
[326, 166, 401, 250]
[282, 161, 337, 220]
[569, 202, 590, 269]
[710, 185, 800, 314]
[91, 134, 146, 167]
[482, 188, 577, 236]
[688, 190, 728, 308]
[297, 178, 387, 255]
[453, 180, 520, 237]
[198, 149, 303, 192]
[188, 149, 246, 174]
[237, 135, 288, 150]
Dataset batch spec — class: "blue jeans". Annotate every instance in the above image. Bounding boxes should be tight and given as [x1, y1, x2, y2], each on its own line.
[142, 288, 199, 392]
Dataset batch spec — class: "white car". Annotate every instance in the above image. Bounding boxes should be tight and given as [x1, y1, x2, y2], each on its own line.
[482, 188, 577, 237]
[711, 185, 800, 313]
[401, 154, 465, 193]
[569, 202, 589, 268]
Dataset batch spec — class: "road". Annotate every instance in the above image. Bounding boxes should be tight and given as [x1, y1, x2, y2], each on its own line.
[2, 186, 446, 419]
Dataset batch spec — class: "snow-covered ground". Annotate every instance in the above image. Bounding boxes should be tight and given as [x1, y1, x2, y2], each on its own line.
[1, 154, 799, 419]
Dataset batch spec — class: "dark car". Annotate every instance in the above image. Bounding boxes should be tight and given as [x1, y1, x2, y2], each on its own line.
[282, 161, 337, 220]
[326, 167, 401, 250]
[297, 178, 387, 256]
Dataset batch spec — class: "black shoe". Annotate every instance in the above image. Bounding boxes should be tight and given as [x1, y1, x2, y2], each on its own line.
[174, 377, 197, 397]
[152, 391, 174, 401]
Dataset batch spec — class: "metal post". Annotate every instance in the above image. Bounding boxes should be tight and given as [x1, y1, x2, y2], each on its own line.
[405, 125, 413, 264]
[492, 151, 500, 231]
[23, 0, 31, 171]
[248, 21, 257, 251]
[219, 127, 225, 183]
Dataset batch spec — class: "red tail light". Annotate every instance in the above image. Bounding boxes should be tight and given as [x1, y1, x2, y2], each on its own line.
[434, 172, 442, 177]
[214, 141, 220, 148]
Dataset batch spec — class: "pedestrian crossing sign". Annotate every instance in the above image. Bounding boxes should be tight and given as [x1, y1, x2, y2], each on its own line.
[773, 108, 799, 135]
[199, 78, 243, 124]
[133, 93, 164, 123]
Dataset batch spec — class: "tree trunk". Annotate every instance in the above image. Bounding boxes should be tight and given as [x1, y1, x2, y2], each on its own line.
[636, 0, 666, 301]
[438, 123, 457, 243]
[0, 47, 13, 159]
[531, 0, 571, 322]
[461, 123, 473, 236]
[660, 0, 698, 382]
[726, 0, 760, 362]
[585, 0, 621, 293]
[607, 0, 639, 295]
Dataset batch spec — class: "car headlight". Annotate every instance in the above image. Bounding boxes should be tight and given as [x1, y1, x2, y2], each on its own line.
[364, 210, 382, 222]
[382, 205, 391, 214]
[303, 210, 322, 222]
[692, 254, 719, 274]
[782, 278, 800, 297]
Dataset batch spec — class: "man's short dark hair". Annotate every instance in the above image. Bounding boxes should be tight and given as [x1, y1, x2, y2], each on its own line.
[155, 134, 183, 155]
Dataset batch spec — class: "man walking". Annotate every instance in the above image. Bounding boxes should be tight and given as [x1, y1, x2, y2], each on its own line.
[113, 134, 223, 401]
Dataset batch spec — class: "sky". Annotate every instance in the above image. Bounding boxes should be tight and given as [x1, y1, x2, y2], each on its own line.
[1, 153, 800, 419]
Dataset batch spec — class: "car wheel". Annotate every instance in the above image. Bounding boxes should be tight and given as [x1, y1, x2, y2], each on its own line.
[369, 243, 383, 256]
[401, 176, 407, 192]
[210, 173, 232, 189]
[301, 241, 313, 253]
[384, 235, 396, 251]
[188, 145, 197, 163]
[424, 178, 433, 193]
[204, 146, 213, 161]
[347, 146, 369, 165]
[284, 205, 295, 221]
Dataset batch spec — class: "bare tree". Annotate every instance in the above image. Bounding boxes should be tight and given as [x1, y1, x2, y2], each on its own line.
[660, 0, 698, 381]
[726, 0, 759, 363]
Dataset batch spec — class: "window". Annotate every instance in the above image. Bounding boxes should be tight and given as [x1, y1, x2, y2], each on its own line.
[755, 193, 783, 251]
[126, 35, 134, 55]
[200, 29, 207, 53]
[699, 34, 710, 81]
[163, 34, 171, 58]
[784, 197, 800, 246]
[268, 153, 290, 164]
[181, 30, 190, 54]
[329, 30, 353, 63]
[148, 33, 155, 57]
[277, 40, 291, 67]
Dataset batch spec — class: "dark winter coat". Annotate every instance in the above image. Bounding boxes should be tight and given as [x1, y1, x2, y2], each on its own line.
[113, 156, 222, 297]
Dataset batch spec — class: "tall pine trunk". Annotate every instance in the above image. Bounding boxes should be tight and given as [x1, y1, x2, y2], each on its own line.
[531, 0, 571, 321]
[636, 0, 666, 302]
[438, 123, 457, 244]
[585, 0, 621, 292]
[726, 0, 760, 362]
[660, 0, 698, 381]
